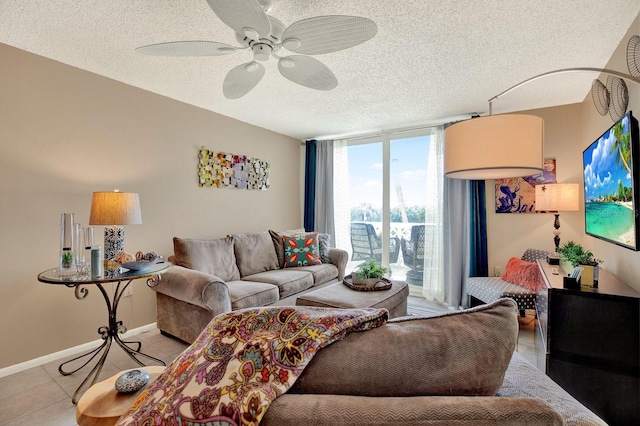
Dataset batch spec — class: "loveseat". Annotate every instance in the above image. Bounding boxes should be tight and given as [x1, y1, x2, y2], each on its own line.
[152, 229, 348, 342]
[260, 299, 605, 425]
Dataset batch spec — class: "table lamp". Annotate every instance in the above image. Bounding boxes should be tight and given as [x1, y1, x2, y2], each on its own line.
[535, 183, 580, 252]
[89, 190, 142, 260]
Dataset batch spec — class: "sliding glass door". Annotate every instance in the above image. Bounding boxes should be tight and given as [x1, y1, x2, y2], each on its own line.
[337, 131, 436, 296]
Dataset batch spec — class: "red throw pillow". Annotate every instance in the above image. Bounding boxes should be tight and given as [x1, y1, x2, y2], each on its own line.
[501, 257, 546, 291]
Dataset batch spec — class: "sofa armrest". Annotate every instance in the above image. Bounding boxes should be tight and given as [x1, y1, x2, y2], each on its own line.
[328, 248, 348, 281]
[151, 265, 232, 314]
[262, 395, 563, 426]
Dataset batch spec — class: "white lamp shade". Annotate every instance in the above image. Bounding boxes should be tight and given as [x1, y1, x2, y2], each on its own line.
[89, 192, 142, 225]
[444, 114, 544, 179]
[535, 183, 580, 211]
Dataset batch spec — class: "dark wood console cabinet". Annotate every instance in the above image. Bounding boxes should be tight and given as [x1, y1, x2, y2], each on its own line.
[536, 260, 640, 426]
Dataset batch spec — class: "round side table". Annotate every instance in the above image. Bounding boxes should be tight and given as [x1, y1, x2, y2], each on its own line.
[38, 262, 172, 403]
[76, 366, 165, 426]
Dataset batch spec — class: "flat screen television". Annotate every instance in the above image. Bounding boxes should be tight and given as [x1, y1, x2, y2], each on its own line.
[583, 111, 640, 251]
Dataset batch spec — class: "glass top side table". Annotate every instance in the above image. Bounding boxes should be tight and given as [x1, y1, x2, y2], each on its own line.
[37, 261, 172, 404]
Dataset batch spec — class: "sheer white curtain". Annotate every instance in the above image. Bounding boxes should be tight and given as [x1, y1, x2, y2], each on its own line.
[422, 127, 445, 302]
[314, 140, 335, 239]
[442, 177, 471, 308]
[333, 140, 350, 252]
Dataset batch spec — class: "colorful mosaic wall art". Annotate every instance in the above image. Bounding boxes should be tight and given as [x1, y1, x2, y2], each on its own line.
[198, 147, 270, 190]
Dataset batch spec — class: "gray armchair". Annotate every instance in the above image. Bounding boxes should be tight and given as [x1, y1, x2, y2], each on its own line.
[350, 222, 399, 264]
[400, 225, 425, 285]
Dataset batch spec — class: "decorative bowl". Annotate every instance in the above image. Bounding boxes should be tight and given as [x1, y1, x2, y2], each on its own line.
[115, 369, 150, 393]
[120, 258, 160, 272]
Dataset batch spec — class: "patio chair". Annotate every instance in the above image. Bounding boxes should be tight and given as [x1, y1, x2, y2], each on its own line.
[400, 225, 425, 285]
[466, 248, 549, 316]
[350, 222, 400, 263]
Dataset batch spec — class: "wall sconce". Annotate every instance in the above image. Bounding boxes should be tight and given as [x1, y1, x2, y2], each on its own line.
[89, 190, 142, 260]
[535, 183, 580, 252]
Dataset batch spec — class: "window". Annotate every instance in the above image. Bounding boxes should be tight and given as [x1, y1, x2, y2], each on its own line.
[334, 128, 444, 299]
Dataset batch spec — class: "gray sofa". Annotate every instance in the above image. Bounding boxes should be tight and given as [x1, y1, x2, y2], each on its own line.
[261, 299, 606, 426]
[152, 229, 348, 342]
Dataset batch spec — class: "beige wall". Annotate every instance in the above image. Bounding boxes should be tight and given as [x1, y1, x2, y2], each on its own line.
[487, 15, 640, 292]
[0, 43, 302, 369]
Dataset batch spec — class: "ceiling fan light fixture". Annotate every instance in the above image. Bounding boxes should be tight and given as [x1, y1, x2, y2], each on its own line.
[282, 38, 301, 50]
[280, 57, 295, 68]
[252, 43, 272, 61]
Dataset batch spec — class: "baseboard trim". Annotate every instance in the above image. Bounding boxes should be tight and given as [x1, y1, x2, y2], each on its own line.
[0, 323, 158, 379]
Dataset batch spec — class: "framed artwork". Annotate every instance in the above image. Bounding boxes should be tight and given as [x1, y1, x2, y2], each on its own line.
[495, 158, 556, 213]
[198, 147, 270, 190]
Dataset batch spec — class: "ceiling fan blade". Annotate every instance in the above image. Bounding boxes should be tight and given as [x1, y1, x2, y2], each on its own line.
[206, 0, 271, 40]
[281, 16, 377, 55]
[223, 61, 265, 99]
[136, 41, 239, 56]
[278, 55, 338, 91]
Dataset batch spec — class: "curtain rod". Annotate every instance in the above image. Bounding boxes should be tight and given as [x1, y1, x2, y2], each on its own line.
[307, 114, 475, 142]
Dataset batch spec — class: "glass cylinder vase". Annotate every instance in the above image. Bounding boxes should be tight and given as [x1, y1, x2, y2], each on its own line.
[58, 213, 77, 277]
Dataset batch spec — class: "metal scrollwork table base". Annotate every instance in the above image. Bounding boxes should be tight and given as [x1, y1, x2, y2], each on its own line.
[37, 262, 172, 404]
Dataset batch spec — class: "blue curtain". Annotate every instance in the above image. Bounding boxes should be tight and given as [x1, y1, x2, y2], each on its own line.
[469, 180, 488, 276]
[304, 140, 317, 231]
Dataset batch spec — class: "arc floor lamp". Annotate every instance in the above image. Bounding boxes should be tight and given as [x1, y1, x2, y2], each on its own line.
[444, 67, 640, 180]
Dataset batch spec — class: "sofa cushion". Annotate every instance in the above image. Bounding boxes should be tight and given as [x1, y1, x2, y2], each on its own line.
[294, 263, 339, 286]
[226, 280, 280, 309]
[283, 232, 322, 267]
[262, 394, 564, 426]
[172, 237, 240, 282]
[499, 352, 607, 425]
[232, 231, 279, 277]
[242, 269, 314, 298]
[269, 228, 306, 268]
[290, 298, 519, 397]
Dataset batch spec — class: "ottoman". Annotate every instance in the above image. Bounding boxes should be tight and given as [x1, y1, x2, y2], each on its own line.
[296, 280, 409, 318]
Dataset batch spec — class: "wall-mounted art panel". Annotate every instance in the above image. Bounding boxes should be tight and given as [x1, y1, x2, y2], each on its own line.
[198, 147, 270, 190]
[495, 158, 556, 213]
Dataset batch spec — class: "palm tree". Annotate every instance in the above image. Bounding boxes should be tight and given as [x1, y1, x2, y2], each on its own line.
[610, 121, 632, 177]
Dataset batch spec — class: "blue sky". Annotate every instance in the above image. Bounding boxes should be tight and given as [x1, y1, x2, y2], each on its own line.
[583, 114, 632, 201]
[347, 135, 431, 208]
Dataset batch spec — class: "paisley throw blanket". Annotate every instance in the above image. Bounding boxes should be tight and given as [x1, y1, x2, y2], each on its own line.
[115, 306, 388, 426]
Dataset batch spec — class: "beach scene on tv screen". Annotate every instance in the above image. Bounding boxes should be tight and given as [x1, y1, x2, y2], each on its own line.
[583, 114, 635, 248]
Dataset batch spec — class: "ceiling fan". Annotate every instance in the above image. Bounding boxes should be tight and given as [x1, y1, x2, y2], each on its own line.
[136, 0, 377, 99]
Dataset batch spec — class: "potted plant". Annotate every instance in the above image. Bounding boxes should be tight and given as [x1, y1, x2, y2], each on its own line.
[556, 241, 602, 286]
[352, 258, 389, 288]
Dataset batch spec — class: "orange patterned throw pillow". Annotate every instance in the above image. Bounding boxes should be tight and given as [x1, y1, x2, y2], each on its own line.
[283, 232, 322, 267]
[501, 257, 546, 291]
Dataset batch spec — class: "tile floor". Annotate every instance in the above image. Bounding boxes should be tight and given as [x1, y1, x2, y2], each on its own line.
[0, 297, 538, 426]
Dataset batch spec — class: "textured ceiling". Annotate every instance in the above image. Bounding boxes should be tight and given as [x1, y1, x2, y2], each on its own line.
[2, 0, 640, 140]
